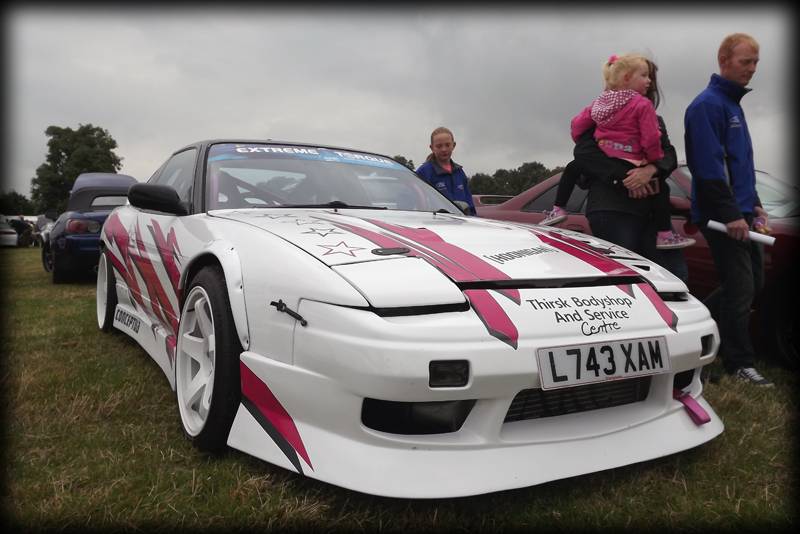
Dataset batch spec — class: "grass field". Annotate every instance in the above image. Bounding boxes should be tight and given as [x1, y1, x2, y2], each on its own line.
[2, 247, 797, 531]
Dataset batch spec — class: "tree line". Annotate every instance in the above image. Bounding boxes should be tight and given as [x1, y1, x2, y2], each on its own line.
[1, 125, 561, 215]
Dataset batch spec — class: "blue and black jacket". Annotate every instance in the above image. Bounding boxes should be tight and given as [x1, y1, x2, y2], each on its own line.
[416, 158, 477, 215]
[684, 73, 761, 224]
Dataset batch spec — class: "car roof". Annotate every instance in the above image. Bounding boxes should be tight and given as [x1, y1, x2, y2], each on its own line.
[71, 173, 137, 193]
[176, 139, 396, 161]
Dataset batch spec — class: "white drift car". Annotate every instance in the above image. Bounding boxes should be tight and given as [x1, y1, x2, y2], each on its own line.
[97, 140, 723, 498]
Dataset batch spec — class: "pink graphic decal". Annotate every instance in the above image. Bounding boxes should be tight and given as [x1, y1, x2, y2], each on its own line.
[149, 220, 183, 299]
[636, 283, 678, 331]
[365, 219, 520, 304]
[616, 284, 635, 298]
[240, 362, 313, 471]
[104, 213, 146, 311]
[530, 228, 637, 277]
[463, 290, 519, 349]
[130, 222, 179, 334]
[316, 215, 520, 348]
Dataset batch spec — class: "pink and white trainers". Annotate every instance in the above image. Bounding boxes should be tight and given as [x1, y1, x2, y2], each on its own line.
[540, 206, 568, 226]
[656, 230, 696, 249]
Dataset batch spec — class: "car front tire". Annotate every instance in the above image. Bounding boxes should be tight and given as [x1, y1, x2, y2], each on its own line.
[175, 265, 242, 452]
[96, 250, 117, 331]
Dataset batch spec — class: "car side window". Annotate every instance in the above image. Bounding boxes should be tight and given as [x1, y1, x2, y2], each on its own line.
[151, 149, 197, 203]
[521, 184, 587, 213]
[665, 176, 688, 199]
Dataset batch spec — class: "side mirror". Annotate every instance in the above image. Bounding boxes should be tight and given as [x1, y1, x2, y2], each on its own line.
[452, 200, 472, 215]
[128, 183, 188, 216]
[44, 209, 59, 221]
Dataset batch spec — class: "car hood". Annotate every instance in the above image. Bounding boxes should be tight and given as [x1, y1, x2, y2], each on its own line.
[211, 209, 686, 304]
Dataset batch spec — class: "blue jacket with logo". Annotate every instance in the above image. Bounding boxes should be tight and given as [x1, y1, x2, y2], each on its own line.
[416, 158, 476, 215]
[684, 73, 761, 224]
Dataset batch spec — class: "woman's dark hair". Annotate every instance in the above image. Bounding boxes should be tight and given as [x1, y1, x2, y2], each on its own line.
[646, 59, 662, 110]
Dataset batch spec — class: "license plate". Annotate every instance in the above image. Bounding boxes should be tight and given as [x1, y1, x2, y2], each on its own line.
[537, 336, 670, 390]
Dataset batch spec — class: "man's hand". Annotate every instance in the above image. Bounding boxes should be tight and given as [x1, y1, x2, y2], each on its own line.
[726, 218, 750, 241]
[754, 206, 771, 234]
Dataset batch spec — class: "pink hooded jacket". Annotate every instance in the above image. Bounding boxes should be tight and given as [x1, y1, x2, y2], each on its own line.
[570, 89, 663, 163]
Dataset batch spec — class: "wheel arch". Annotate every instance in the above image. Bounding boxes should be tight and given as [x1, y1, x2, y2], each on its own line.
[181, 241, 250, 350]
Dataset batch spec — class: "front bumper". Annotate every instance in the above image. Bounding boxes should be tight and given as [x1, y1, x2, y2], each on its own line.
[228, 289, 722, 498]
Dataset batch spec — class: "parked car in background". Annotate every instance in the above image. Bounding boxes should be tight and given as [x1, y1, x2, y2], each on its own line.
[472, 194, 513, 207]
[477, 165, 799, 368]
[0, 219, 18, 247]
[8, 218, 35, 247]
[95, 139, 723, 498]
[42, 172, 137, 282]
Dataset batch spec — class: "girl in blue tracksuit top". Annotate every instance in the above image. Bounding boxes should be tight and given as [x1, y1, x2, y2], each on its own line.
[415, 126, 477, 215]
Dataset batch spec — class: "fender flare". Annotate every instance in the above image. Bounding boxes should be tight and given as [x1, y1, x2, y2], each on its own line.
[183, 240, 250, 350]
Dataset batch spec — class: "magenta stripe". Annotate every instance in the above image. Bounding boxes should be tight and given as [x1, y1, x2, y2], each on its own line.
[240, 362, 313, 470]
[529, 228, 637, 276]
[616, 284, 635, 298]
[637, 283, 678, 331]
[464, 290, 519, 349]
[364, 219, 520, 304]
[321, 217, 520, 348]
[149, 220, 181, 295]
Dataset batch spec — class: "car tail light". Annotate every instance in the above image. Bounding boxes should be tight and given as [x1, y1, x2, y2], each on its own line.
[66, 219, 101, 234]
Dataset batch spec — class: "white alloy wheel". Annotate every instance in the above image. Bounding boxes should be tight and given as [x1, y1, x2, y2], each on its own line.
[176, 285, 217, 437]
[96, 251, 117, 331]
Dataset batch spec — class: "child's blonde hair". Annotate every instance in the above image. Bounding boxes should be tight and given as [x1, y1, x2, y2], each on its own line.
[430, 126, 455, 143]
[602, 53, 649, 90]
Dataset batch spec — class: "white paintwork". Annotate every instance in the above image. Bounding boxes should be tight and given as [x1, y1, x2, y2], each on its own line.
[100, 191, 723, 498]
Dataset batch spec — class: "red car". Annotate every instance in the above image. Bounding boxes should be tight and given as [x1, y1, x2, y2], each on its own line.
[476, 165, 799, 368]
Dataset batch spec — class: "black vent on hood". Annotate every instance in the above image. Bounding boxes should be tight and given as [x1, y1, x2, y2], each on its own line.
[455, 275, 646, 291]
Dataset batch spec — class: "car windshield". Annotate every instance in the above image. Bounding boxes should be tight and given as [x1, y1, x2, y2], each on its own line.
[205, 143, 460, 214]
[679, 166, 799, 219]
[754, 171, 799, 219]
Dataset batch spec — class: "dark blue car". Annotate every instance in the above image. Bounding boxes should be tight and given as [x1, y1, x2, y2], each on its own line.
[43, 173, 137, 282]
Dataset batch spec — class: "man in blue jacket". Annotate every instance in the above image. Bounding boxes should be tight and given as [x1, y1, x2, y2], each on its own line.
[416, 127, 477, 215]
[684, 33, 773, 387]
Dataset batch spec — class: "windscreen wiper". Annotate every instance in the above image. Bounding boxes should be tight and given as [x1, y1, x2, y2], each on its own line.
[284, 200, 387, 209]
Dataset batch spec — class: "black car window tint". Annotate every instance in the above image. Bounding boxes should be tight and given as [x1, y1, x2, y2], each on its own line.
[522, 185, 558, 213]
[154, 149, 197, 203]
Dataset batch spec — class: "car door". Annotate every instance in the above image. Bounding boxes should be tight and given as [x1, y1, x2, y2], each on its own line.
[128, 148, 197, 339]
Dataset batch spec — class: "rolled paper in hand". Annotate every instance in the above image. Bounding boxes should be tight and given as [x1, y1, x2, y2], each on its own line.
[707, 220, 776, 246]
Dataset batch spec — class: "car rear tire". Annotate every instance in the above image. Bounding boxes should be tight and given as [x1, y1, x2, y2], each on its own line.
[175, 265, 242, 452]
[96, 250, 117, 332]
[42, 244, 54, 272]
[51, 253, 73, 284]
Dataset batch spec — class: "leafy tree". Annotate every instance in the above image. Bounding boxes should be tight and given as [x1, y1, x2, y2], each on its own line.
[392, 155, 416, 171]
[30, 124, 123, 213]
[469, 161, 564, 196]
[469, 172, 502, 195]
[0, 190, 34, 215]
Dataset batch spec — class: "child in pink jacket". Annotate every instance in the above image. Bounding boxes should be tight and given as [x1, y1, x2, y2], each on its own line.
[542, 53, 693, 249]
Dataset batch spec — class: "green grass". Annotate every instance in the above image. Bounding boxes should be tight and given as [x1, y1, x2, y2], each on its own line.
[2, 247, 797, 531]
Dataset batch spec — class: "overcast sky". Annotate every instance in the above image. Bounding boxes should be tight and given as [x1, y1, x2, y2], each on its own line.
[3, 5, 792, 199]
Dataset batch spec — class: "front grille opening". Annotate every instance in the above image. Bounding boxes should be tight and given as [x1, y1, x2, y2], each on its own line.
[362, 398, 476, 435]
[673, 369, 695, 391]
[504, 377, 651, 423]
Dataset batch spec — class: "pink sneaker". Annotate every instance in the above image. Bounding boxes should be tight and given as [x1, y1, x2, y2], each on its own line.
[540, 206, 567, 226]
[656, 230, 696, 249]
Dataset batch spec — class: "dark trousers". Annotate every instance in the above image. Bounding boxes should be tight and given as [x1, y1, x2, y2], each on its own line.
[700, 225, 764, 372]
[587, 210, 688, 282]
